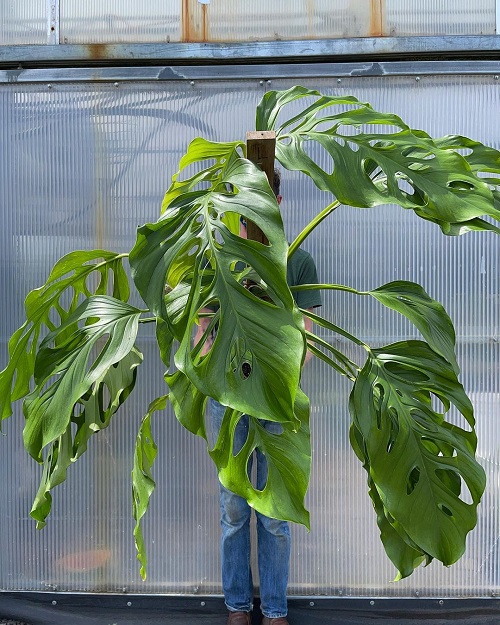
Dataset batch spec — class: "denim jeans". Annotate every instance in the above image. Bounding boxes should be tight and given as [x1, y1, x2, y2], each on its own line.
[206, 398, 290, 619]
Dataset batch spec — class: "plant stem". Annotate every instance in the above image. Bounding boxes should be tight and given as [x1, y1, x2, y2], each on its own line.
[288, 199, 340, 259]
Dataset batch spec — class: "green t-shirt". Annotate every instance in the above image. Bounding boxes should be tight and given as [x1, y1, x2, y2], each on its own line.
[287, 248, 322, 310]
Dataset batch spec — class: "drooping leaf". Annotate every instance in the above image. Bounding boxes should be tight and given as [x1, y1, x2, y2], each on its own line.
[257, 86, 500, 234]
[23, 295, 142, 462]
[212, 390, 311, 527]
[0, 250, 129, 422]
[297, 279, 458, 372]
[349, 340, 486, 567]
[350, 423, 430, 580]
[130, 139, 305, 427]
[368, 281, 458, 373]
[31, 348, 143, 528]
[167, 369, 311, 527]
[132, 395, 166, 580]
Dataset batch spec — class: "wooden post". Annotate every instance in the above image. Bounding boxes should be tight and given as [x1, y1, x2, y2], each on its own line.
[245, 130, 276, 245]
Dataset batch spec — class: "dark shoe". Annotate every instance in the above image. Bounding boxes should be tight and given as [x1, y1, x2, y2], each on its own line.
[227, 611, 252, 625]
[261, 618, 289, 625]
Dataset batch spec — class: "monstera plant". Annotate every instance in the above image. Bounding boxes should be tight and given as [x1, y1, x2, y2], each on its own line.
[1, 86, 498, 581]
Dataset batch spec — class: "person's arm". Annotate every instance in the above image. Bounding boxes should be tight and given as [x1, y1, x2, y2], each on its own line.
[193, 307, 214, 356]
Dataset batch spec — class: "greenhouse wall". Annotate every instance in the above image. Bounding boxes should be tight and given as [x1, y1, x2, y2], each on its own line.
[0, 66, 499, 604]
[0, 0, 498, 45]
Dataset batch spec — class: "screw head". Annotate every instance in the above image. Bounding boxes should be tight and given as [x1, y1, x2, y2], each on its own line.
[127, 601, 132, 607]
[309, 601, 315, 607]
[370, 600, 375, 606]
[52, 600, 57, 606]
[200, 601, 206, 606]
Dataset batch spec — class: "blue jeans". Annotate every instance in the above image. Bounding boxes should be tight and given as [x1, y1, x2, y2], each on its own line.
[207, 398, 290, 619]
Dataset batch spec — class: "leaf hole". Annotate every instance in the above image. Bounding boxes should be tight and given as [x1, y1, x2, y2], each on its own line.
[438, 503, 454, 518]
[406, 466, 420, 495]
[455, 147, 473, 157]
[335, 124, 362, 137]
[302, 140, 335, 175]
[447, 180, 475, 191]
[241, 362, 252, 379]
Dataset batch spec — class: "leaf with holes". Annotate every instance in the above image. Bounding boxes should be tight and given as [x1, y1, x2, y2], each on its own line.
[130, 139, 305, 428]
[257, 86, 500, 234]
[167, 369, 311, 526]
[0, 250, 129, 423]
[31, 348, 143, 528]
[210, 389, 311, 527]
[349, 340, 486, 566]
[350, 422, 430, 579]
[23, 295, 142, 463]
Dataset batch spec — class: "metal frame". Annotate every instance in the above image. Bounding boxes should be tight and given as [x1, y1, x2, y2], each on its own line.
[47, 0, 60, 45]
[2, 36, 500, 68]
[1, 60, 500, 84]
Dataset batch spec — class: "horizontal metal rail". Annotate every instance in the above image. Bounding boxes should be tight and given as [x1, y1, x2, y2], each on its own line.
[2, 35, 500, 69]
[1, 59, 500, 84]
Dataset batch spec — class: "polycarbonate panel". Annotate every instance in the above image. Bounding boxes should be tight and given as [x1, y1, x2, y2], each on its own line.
[60, 0, 180, 44]
[1, 74, 499, 599]
[385, 0, 496, 36]
[55, 0, 497, 44]
[0, 0, 47, 44]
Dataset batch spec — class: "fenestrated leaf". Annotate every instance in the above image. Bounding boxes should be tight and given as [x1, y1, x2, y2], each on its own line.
[211, 390, 311, 527]
[72, 348, 143, 460]
[23, 295, 142, 462]
[350, 423, 430, 580]
[368, 281, 458, 373]
[257, 86, 500, 234]
[0, 250, 129, 422]
[349, 340, 486, 566]
[132, 395, 166, 580]
[168, 369, 311, 527]
[130, 139, 305, 427]
[30, 348, 143, 528]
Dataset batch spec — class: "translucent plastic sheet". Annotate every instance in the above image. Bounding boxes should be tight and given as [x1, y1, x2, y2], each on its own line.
[0, 75, 499, 597]
[1, 0, 496, 45]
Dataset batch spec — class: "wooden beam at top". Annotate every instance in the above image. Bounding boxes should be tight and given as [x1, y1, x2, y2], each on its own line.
[245, 131, 276, 245]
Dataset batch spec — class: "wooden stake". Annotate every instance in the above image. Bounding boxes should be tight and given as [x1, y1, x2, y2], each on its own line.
[245, 130, 276, 245]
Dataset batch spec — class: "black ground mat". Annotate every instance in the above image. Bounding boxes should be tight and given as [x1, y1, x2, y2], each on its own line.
[1, 593, 500, 625]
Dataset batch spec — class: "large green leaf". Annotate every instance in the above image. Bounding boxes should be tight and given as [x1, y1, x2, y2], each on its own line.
[349, 340, 486, 567]
[368, 281, 458, 373]
[132, 394, 166, 580]
[297, 279, 457, 374]
[130, 139, 305, 427]
[0, 250, 129, 422]
[23, 295, 142, 462]
[167, 369, 311, 526]
[31, 348, 143, 528]
[257, 86, 500, 234]
[350, 423, 430, 580]
[213, 390, 311, 527]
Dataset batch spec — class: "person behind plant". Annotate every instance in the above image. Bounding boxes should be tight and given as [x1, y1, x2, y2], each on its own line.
[193, 169, 321, 625]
